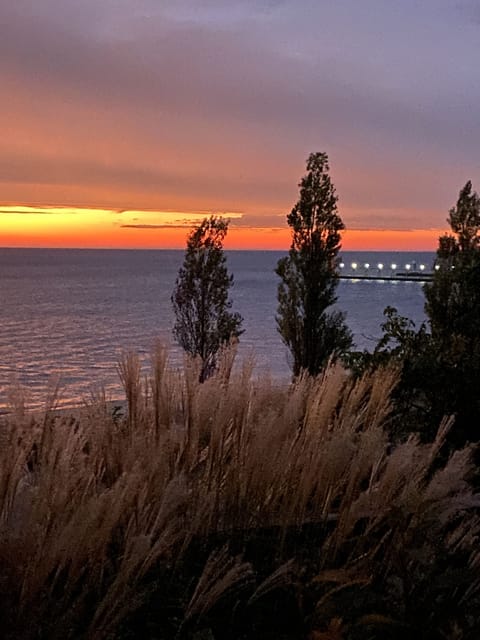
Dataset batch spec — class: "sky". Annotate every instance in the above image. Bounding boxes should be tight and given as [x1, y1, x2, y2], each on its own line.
[1, 0, 479, 250]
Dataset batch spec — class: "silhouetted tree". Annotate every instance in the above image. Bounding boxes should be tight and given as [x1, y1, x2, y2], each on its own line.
[276, 152, 352, 376]
[422, 180, 480, 444]
[172, 216, 243, 381]
[350, 305, 437, 441]
[355, 181, 480, 446]
[425, 180, 480, 342]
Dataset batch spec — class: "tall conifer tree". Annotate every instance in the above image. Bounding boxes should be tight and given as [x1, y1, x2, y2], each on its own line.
[276, 152, 352, 376]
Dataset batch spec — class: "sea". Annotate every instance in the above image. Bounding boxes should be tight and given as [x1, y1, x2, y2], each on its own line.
[0, 249, 435, 410]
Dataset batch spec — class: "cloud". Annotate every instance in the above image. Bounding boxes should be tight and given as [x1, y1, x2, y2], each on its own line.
[120, 223, 187, 230]
[0, 205, 110, 216]
[121, 212, 285, 230]
[230, 214, 285, 228]
[1, 0, 479, 233]
[2, 0, 478, 150]
[454, 0, 480, 24]
[0, 146, 293, 217]
[0, 208, 53, 215]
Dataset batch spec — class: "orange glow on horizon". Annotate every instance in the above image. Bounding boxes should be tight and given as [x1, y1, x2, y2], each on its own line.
[0, 205, 447, 251]
[340, 228, 447, 252]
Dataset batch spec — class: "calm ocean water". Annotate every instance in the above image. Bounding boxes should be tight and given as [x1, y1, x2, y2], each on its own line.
[0, 249, 434, 409]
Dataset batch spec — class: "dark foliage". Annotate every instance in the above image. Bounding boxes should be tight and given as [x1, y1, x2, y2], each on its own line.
[276, 152, 352, 377]
[172, 216, 243, 381]
[423, 181, 480, 444]
[425, 180, 480, 341]
[349, 306, 443, 441]
[353, 181, 480, 447]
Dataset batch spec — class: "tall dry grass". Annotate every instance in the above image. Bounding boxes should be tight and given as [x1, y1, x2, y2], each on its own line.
[0, 344, 478, 638]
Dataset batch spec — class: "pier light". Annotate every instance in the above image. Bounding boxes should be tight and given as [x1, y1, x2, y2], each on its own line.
[364, 263, 370, 269]
[377, 263, 383, 270]
[405, 264, 411, 271]
[339, 262, 345, 268]
[419, 264, 425, 271]
[351, 262, 357, 270]
[391, 263, 397, 270]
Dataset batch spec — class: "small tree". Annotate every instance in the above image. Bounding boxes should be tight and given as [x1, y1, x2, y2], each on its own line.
[172, 216, 243, 381]
[276, 152, 352, 377]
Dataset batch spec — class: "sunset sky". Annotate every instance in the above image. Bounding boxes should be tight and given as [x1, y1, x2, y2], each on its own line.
[1, 0, 479, 250]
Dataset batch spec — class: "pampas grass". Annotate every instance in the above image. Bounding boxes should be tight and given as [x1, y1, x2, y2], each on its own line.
[0, 346, 478, 638]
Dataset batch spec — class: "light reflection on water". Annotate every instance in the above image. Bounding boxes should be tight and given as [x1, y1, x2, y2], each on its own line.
[0, 249, 433, 410]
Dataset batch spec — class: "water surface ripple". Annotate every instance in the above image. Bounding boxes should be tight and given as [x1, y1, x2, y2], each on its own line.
[0, 249, 433, 409]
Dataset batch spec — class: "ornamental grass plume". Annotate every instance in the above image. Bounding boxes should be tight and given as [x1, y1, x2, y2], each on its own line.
[0, 346, 478, 639]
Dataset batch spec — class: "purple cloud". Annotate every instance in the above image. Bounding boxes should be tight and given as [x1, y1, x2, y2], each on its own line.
[1, 0, 479, 231]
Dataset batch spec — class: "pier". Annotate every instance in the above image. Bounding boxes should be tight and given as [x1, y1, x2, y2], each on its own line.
[339, 273, 433, 282]
[338, 260, 436, 282]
